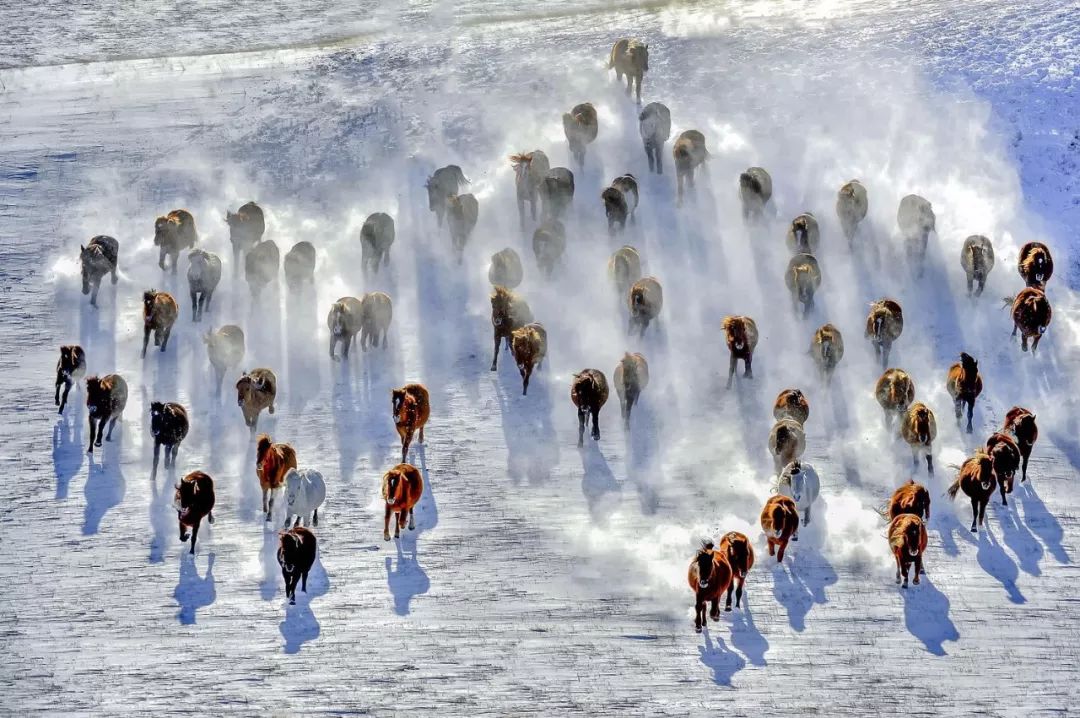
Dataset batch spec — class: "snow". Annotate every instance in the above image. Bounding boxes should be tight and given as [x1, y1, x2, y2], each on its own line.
[2, 1, 1078, 714]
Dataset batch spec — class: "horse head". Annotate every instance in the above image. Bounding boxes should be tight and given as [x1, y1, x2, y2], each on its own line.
[695, 541, 716, 589]
[725, 318, 747, 352]
[149, 401, 165, 437]
[284, 468, 302, 509]
[913, 406, 932, 444]
[391, 388, 407, 418]
[977, 454, 995, 490]
[490, 288, 512, 327]
[277, 532, 298, 574]
[960, 352, 978, 375]
[142, 290, 157, 318]
[383, 468, 406, 506]
[785, 461, 805, 502]
[902, 519, 922, 557]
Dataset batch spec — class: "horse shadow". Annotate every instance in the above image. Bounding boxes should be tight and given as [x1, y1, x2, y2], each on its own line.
[975, 524, 1025, 604]
[902, 575, 959, 656]
[331, 366, 363, 484]
[260, 528, 282, 601]
[1017, 480, 1070, 565]
[729, 598, 769, 667]
[414, 451, 439, 533]
[993, 498, 1043, 576]
[148, 472, 176, 563]
[770, 549, 837, 632]
[83, 446, 127, 535]
[174, 552, 217, 625]
[53, 415, 84, 500]
[697, 630, 746, 687]
[493, 375, 559, 487]
[285, 300, 321, 415]
[238, 436, 259, 524]
[931, 498, 979, 557]
[580, 441, 622, 522]
[625, 399, 661, 515]
[386, 535, 430, 616]
[280, 555, 328, 653]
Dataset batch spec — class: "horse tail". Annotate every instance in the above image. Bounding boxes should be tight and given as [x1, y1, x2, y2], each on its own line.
[945, 477, 961, 500]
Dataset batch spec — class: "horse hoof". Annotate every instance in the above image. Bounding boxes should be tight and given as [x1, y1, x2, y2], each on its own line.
[792, 536, 799, 542]
[724, 606, 732, 613]
[383, 535, 390, 541]
[902, 583, 908, 590]
[694, 626, 702, 634]
[970, 527, 977, 533]
[913, 578, 920, 585]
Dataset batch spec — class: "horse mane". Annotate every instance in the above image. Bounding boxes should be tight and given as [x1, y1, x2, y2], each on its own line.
[722, 316, 742, 334]
[509, 152, 532, 167]
[256, 434, 272, 462]
[491, 285, 512, 302]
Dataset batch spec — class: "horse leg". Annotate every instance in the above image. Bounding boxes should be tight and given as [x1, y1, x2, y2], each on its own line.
[312, 508, 318, 527]
[179, 518, 189, 542]
[725, 582, 734, 611]
[267, 491, 275, 522]
[926, 451, 934, 475]
[142, 324, 151, 358]
[901, 558, 909, 589]
[744, 353, 753, 379]
[1021, 452, 1029, 482]
[408, 507, 416, 531]
[1031, 334, 1042, 353]
[395, 510, 402, 538]
[767, 538, 775, 557]
[966, 399, 974, 434]
[913, 554, 922, 585]
[979, 498, 988, 528]
[966, 275, 973, 296]
[726, 352, 736, 389]
[490, 332, 500, 371]
[1000, 479, 1008, 506]
[676, 172, 684, 206]
[152, 441, 161, 476]
[735, 578, 744, 608]
[383, 505, 392, 541]
[577, 407, 586, 448]
[694, 597, 703, 633]
[591, 407, 601, 441]
[969, 498, 978, 532]
[161, 326, 172, 352]
[710, 596, 720, 621]
[87, 416, 97, 451]
[158, 246, 166, 271]
[776, 539, 787, 563]
[60, 379, 72, 413]
[895, 554, 901, 584]
[189, 521, 199, 555]
[190, 290, 198, 320]
[655, 144, 663, 175]
[954, 398, 962, 421]
[301, 570, 309, 594]
[401, 431, 411, 463]
[106, 415, 119, 441]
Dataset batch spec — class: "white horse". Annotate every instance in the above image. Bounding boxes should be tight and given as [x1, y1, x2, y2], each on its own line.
[283, 468, 326, 529]
[777, 460, 820, 540]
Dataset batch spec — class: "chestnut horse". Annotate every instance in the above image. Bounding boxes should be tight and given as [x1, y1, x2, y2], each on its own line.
[154, 209, 197, 273]
[768, 419, 806, 475]
[236, 368, 276, 430]
[490, 286, 533, 371]
[86, 374, 128, 453]
[760, 495, 799, 562]
[946, 352, 982, 433]
[687, 541, 733, 632]
[511, 323, 547, 396]
[722, 315, 758, 389]
[887, 479, 930, 521]
[1017, 241, 1053, 288]
[673, 130, 709, 205]
[628, 276, 663, 337]
[1003, 406, 1038, 483]
[986, 432, 1021, 505]
[946, 451, 996, 533]
[718, 531, 755, 611]
[55, 345, 86, 414]
[810, 323, 844, 384]
[773, 388, 809, 425]
[510, 151, 549, 228]
[875, 368, 915, 428]
[571, 369, 608, 447]
[900, 402, 937, 475]
[889, 514, 927, 588]
[174, 471, 215, 555]
[256, 433, 297, 522]
[489, 248, 524, 289]
[785, 253, 822, 318]
[866, 299, 904, 368]
[1007, 287, 1052, 352]
[142, 289, 179, 358]
[608, 38, 649, 102]
[383, 463, 424, 541]
[562, 103, 598, 168]
[614, 352, 649, 428]
[608, 246, 642, 298]
[393, 384, 430, 463]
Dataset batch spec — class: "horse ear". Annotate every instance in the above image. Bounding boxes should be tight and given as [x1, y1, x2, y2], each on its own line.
[80, 244, 85, 252]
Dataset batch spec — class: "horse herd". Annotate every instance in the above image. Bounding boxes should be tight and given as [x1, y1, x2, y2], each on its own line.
[62, 38, 1055, 630]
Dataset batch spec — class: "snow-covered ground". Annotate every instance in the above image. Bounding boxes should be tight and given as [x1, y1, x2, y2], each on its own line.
[2, 1, 1078, 714]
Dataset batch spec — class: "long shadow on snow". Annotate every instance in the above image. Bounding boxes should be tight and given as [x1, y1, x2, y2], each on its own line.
[625, 398, 661, 515]
[729, 598, 769, 667]
[580, 440, 622, 522]
[902, 575, 959, 656]
[331, 362, 364, 484]
[83, 443, 127, 535]
[492, 372, 559, 486]
[698, 630, 746, 688]
[993, 497, 1043, 576]
[53, 414, 84, 500]
[280, 556, 329, 653]
[932, 493, 979, 558]
[174, 552, 217, 625]
[770, 548, 837, 632]
[285, 293, 321, 416]
[148, 463, 179, 563]
[975, 523, 1025, 604]
[1016, 479, 1069, 565]
[386, 534, 430, 616]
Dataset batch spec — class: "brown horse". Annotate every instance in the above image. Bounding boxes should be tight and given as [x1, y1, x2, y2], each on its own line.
[722, 315, 758, 389]
[236, 368, 276, 430]
[80, 235, 119, 307]
[540, 167, 575, 221]
[1017, 241, 1053, 288]
[282, 241, 316, 290]
[900, 402, 937, 474]
[836, 180, 868, 244]
[986, 432, 1021, 505]
[875, 368, 915, 428]
[142, 289, 178, 358]
[888, 479, 931, 521]
[563, 103, 598, 168]
[602, 186, 629, 236]
[226, 201, 265, 276]
[786, 213, 820, 254]
[490, 286, 534, 371]
[897, 194, 935, 274]
[244, 239, 280, 299]
[960, 235, 995, 297]
[360, 212, 395, 274]
[889, 514, 927, 588]
[608, 38, 649, 101]
[175, 471, 215, 555]
[383, 463, 424, 541]
[773, 389, 809, 425]
[532, 219, 566, 278]
[785, 253, 821, 318]
[447, 193, 479, 262]
[186, 249, 222, 320]
[810, 323, 844, 384]
[739, 167, 773, 222]
[673, 130, 709, 205]
[866, 299, 904, 367]
[639, 102, 671, 174]
[628, 276, 663, 337]
[327, 296, 364, 360]
[393, 384, 430, 463]
[947, 451, 997, 533]
[571, 369, 608, 447]
[204, 325, 244, 397]
[360, 292, 393, 351]
[154, 209, 197, 273]
[150, 401, 189, 475]
[760, 495, 799, 562]
[768, 418, 806, 474]
[1003, 406, 1038, 483]
[510, 151, 550, 228]
[1007, 287, 1052, 352]
[687, 541, 733, 632]
[85, 374, 128, 453]
[946, 352, 983, 433]
[608, 246, 642, 298]
[614, 352, 649, 428]
[511, 323, 547, 396]
[612, 175, 639, 222]
[55, 345, 86, 414]
[718, 531, 754, 611]
[425, 165, 469, 227]
[489, 248, 524, 289]
[277, 526, 317, 604]
[256, 434, 297, 522]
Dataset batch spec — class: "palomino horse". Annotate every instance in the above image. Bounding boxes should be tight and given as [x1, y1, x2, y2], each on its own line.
[608, 246, 642, 298]
[889, 514, 927, 588]
[327, 296, 364, 360]
[718, 531, 754, 611]
[278, 526, 317, 604]
[283, 241, 316, 290]
[875, 368, 915, 428]
[628, 277, 663, 337]
[204, 325, 245, 397]
[947, 451, 997, 533]
[836, 180, 868, 245]
[86, 373, 128, 453]
[490, 286, 534, 371]
[383, 463, 424, 541]
[986, 432, 1021, 506]
[393, 384, 430, 463]
[739, 167, 773, 222]
[810, 323, 844, 384]
[960, 235, 994, 297]
[687, 541, 733, 632]
[946, 352, 983, 434]
[236, 368, 277, 430]
[55, 345, 86, 414]
[900, 402, 937, 475]
[608, 38, 649, 102]
[510, 151, 550, 228]
[614, 352, 649, 428]
[722, 315, 758, 389]
[360, 212, 395, 274]
[511, 323, 547, 396]
[142, 289, 178, 358]
[896, 194, 935, 275]
[1003, 406, 1038, 483]
[866, 299, 904, 368]
[174, 471, 215, 555]
[1017, 241, 1053, 288]
[153, 209, 197, 273]
[80, 235, 119, 307]
[256, 434, 297, 522]
[760, 495, 799, 562]
[1007, 287, 1052, 353]
[226, 202, 265, 276]
[562, 103, 598, 168]
[571, 369, 609, 447]
[639, 102, 671, 174]
[186, 249, 222, 322]
[360, 292, 393, 351]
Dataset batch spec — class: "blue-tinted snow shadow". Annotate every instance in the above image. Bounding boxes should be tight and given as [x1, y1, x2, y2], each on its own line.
[493, 373, 559, 487]
[993, 498, 1043, 577]
[729, 598, 769, 667]
[174, 552, 217, 625]
[698, 630, 746, 687]
[770, 548, 837, 632]
[902, 576, 959, 656]
[625, 397, 661, 515]
[83, 443, 127, 535]
[580, 439, 622, 522]
[386, 534, 430, 616]
[53, 415, 84, 500]
[280, 556, 328, 654]
[975, 524, 1024, 604]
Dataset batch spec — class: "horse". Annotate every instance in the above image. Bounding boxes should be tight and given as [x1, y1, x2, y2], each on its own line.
[866, 299, 904, 367]
[360, 291, 393, 351]
[673, 130, 709, 205]
[1007, 287, 1052, 352]
[283, 241, 316, 290]
[1003, 406, 1038, 483]
[612, 175, 639, 223]
[204, 325, 244, 397]
[360, 212, 395, 274]
[174, 471, 215, 555]
[896, 194, 935, 275]
[810, 323, 844, 384]
[153, 209, 198, 273]
[511, 323, 547, 396]
[739, 167, 773, 222]
[283, 468, 326, 529]
[638, 102, 671, 174]
[226, 202, 265, 276]
[142, 289, 178, 358]
[718, 531, 754, 611]
[186, 249, 221, 321]
[687, 541, 733, 632]
[900, 402, 937, 475]
[986, 432, 1021, 506]
[614, 352, 649, 428]
[540, 167, 575, 221]
[327, 296, 364, 360]
[244, 239, 280, 299]
[836, 180, 868, 244]
[532, 219, 566, 278]
[888, 514, 927, 588]
[571, 369, 609, 447]
[608, 38, 649, 102]
[510, 151, 550, 228]
[608, 246, 642, 298]
[1017, 241, 1053, 288]
[79, 235, 119, 307]
[393, 384, 430, 463]
[628, 276, 663, 337]
[960, 235, 995, 297]
[383, 463, 424, 541]
[887, 479, 930, 521]
[946, 352, 982, 433]
[946, 451, 996, 533]
[489, 248, 524, 289]
[773, 389, 809, 425]
[150, 401, 189, 475]
[85, 374, 128, 453]
[786, 213, 820, 254]
[256, 433, 297, 522]
[785, 253, 822, 318]
[236, 368, 277, 431]
[425, 165, 469, 227]
[447, 193, 479, 263]
[875, 368, 915, 429]
[760, 495, 799, 562]
[777, 460, 820, 539]
[490, 286, 533, 371]
[55, 345, 86, 414]
[562, 103, 598, 168]
[602, 186, 629, 236]
[769, 419, 806, 475]
[722, 315, 758, 389]
[277, 526, 317, 604]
